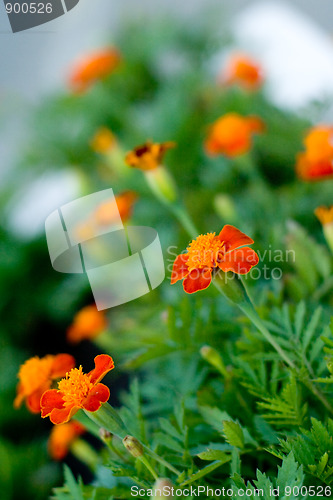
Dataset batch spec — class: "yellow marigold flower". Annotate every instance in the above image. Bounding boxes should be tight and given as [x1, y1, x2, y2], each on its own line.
[90, 127, 116, 154]
[41, 355, 114, 425]
[125, 140, 175, 171]
[69, 48, 121, 94]
[94, 191, 137, 226]
[205, 113, 264, 157]
[48, 421, 85, 461]
[220, 53, 264, 90]
[67, 305, 107, 344]
[14, 354, 75, 414]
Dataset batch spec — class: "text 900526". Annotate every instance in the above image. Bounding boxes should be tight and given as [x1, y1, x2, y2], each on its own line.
[4, 0, 80, 33]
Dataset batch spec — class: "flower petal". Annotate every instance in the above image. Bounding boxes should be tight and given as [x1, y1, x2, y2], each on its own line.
[14, 383, 25, 409]
[171, 254, 189, 284]
[218, 225, 254, 252]
[88, 355, 114, 385]
[26, 385, 49, 414]
[41, 389, 65, 418]
[83, 383, 110, 412]
[183, 268, 212, 294]
[51, 354, 76, 379]
[50, 406, 78, 425]
[219, 247, 259, 274]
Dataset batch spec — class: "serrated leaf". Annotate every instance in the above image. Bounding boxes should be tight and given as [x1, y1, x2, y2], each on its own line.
[222, 421, 244, 449]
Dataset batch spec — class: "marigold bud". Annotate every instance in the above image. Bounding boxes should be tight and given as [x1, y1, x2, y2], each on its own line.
[200, 345, 228, 378]
[99, 428, 112, 441]
[153, 479, 175, 498]
[123, 435, 144, 457]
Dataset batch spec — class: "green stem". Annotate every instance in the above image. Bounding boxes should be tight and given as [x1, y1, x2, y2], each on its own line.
[85, 404, 180, 476]
[169, 204, 199, 238]
[138, 455, 159, 480]
[142, 445, 181, 476]
[213, 276, 295, 369]
[239, 302, 295, 369]
[313, 275, 333, 301]
[302, 378, 333, 416]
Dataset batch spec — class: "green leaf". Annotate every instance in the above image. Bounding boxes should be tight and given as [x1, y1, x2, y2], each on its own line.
[197, 449, 230, 461]
[222, 421, 244, 449]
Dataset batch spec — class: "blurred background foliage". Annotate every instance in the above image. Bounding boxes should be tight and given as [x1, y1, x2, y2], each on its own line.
[2, 11, 333, 500]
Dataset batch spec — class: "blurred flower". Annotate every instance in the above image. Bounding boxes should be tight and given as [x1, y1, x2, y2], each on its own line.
[41, 354, 114, 424]
[14, 354, 75, 414]
[296, 126, 333, 181]
[315, 206, 333, 253]
[94, 191, 137, 226]
[91, 127, 116, 154]
[205, 113, 264, 157]
[69, 48, 121, 93]
[220, 53, 264, 90]
[67, 305, 107, 344]
[125, 140, 175, 171]
[126, 140, 177, 203]
[48, 421, 85, 461]
[171, 225, 258, 294]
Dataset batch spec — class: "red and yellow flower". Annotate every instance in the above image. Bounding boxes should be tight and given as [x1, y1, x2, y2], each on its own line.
[220, 53, 264, 90]
[69, 48, 121, 93]
[94, 191, 137, 226]
[205, 113, 264, 157]
[296, 126, 333, 181]
[48, 421, 85, 461]
[41, 354, 114, 424]
[14, 354, 75, 414]
[171, 225, 259, 294]
[66, 305, 107, 344]
[125, 141, 175, 171]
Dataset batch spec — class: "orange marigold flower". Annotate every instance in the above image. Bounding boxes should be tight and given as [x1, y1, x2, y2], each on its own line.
[67, 305, 107, 344]
[48, 421, 85, 461]
[125, 140, 176, 171]
[94, 191, 137, 226]
[91, 127, 116, 154]
[41, 354, 114, 425]
[315, 206, 333, 226]
[205, 113, 264, 157]
[220, 53, 264, 90]
[296, 126, 333, 181]
[69, 48, 121, 93]
[14, 354, 75, 414]
[171, 225, 259, 294]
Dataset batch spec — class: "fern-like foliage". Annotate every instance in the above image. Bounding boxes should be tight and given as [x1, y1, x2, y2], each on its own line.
[270, 418, 333, 484]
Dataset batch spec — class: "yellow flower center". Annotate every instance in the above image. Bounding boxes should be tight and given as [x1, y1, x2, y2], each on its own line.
[58, 366, 94, 408]
[186, 233, 225, 271]
[18, 356, 53, 395]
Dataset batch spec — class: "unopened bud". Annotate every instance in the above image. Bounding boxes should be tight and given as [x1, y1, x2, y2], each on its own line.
[123, 435, 144, 457]
[214, 194, 237, 223]
[153, 478, 175, 497]
[200, 345, 228, 378]
[145, 166, 177, 204]
[99, 428, 112, 441]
